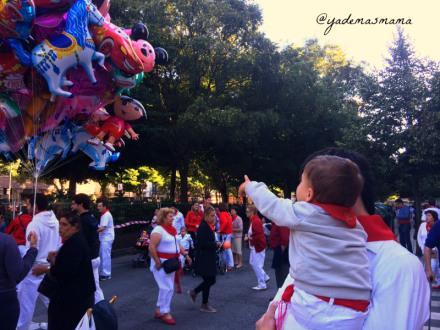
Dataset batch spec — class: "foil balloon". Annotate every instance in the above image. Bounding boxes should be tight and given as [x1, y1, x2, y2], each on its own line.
[28, 124, 72, 174]
[34, 0, 73, 9]
[31, 0, 105, 98]
[0, 45, 29, 91]
[0, 93, 25, 152]
[87, 95, 145, 152]
[33, 12, 65, 42]
[91, 21, 144, 75]
[23, 93, 58, 136]
[0, 0, 35, 39]
[129, 22, 149, 41]
[132, 39, 155, 73]
[71, 125, 119, 170]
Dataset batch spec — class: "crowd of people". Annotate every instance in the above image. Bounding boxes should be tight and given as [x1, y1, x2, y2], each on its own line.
[0, 146, 437, 329]
[0, 194, 115, 330]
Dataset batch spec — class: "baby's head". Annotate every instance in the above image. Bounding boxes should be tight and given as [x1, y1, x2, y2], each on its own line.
[297, 155, 364, 207]
[180, 227, 187, 236]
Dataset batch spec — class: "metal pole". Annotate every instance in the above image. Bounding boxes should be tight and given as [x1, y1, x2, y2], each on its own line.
[8, 163, 12, 204]
[33, 174, 38, 216]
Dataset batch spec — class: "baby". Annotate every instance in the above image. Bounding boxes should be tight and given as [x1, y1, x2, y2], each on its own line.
[240, 155, 371, 330]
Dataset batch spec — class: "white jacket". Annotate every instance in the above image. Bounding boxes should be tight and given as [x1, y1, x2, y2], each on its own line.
[25, 211, 61, 264]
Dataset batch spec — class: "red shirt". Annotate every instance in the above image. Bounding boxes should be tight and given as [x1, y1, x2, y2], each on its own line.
[185, 210, 203, 233]
[5, 214, 32, 245]
[269, 223, 289, 249]
[249, 215, 266, 252]
[219, 211, 233, 235]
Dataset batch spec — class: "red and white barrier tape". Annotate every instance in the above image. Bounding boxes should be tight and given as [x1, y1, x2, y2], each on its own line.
[114, 220, 149, 229]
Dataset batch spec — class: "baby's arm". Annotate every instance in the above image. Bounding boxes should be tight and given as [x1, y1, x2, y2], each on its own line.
[245, 181, 300, 229]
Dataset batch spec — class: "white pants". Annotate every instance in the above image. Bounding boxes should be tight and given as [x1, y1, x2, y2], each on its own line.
[250, 248, 269, 288]
[150, 259, 175, 314]
[92, 257, 105, 303]
[99, 240, 113, 277]
[222, 234, 234, 268]
[273, 276, 368, 330]
[17, 271, 49, 330]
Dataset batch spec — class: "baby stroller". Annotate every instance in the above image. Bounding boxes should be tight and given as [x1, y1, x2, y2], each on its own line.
[216, 241, 227, 275]
[132, 229, 150, 268]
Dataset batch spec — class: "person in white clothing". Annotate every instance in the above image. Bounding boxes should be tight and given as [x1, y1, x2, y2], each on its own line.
[17, 194, 61, 330]
[149, 208, 192, 326]
[97, 199, 115, 281]
[177, 227, 194, 267]
[241, 155, 371, 330]
[255, 148, 430, 330]
[421, 200, 440, 222]
[172, 207, 185, 233]
[418, 210, 440, 287]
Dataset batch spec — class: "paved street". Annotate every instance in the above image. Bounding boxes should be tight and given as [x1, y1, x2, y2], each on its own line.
[34, 248, 275, 329]
[425, 288, 440, 330]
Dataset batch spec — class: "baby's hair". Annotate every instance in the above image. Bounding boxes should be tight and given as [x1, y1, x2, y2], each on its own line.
[303, 155, 364, 207]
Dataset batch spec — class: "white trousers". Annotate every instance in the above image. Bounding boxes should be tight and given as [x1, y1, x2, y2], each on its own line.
[249, 248, 268, 288]
[151, 260, 175, 314]
[17, 271, 49, 330]
[99, 240, 113, 277]
[92, 257, 105, 303]
[275, 285, 369, 330]
[222, 234, 234, 268]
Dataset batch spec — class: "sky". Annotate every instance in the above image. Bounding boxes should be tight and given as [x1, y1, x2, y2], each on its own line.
[253, 0, 440, 70]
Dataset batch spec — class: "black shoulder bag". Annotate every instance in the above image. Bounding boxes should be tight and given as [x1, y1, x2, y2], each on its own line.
[162, 236, 180, 274]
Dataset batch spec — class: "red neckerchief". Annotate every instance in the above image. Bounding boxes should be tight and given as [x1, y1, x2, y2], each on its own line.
[313, 202, 357, 228]
[161, 224, 177, 236]
[100, 209, 108, 216]
[232, 214, 237, 221]
[207, 221, 215, 232]
[357, 214, 396, 242]
[427, 222, 433, 232]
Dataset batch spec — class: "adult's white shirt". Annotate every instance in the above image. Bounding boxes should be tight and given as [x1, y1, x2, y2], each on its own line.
[273, 240, 430, 330]
[363, 240, 429, 329]
[25, 210, 60, 263]
[172, 211, 185, 233]
[421, 207, 440, 222]
[99, 211, 115, 242]
[417, 222, 429, 250]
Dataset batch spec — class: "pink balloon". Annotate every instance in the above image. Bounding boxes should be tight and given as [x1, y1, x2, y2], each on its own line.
[33, 13, 66, 43]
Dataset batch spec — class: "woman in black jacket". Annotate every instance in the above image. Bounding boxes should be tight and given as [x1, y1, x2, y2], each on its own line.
[33, 213, 96, 330]
[189, 206, 220, 312]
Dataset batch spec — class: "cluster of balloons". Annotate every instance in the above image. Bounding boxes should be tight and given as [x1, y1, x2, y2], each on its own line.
[0, 0, 168, 174]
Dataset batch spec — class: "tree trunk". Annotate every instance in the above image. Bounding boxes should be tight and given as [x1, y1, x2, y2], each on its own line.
[413, 176, 422, 256]
[179, 162, 189, 204]
[219, 175, 228, 203]
[68, 175, 77, 198]
[283, 184, 292, 199]
[170, 166, 177, 201]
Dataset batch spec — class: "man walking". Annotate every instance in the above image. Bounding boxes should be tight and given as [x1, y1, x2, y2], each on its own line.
[395, 198, 413, 252]
[71, 194, 104, 303]
[97, 199, 114, 281]
[17, 194, 60, 330]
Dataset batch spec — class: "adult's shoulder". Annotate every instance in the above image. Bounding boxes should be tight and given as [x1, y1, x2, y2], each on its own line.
[372, 241, 423, 274]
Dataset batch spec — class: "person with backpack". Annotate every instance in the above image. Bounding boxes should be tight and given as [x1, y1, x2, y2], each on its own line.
[5, 198, 32, 256]
[395, 199, 413, 253]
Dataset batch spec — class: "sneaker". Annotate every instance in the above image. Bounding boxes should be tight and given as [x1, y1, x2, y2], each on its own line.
[252, 285, 267, 291]
[87, 137, 101, 146]
[188, 290, 197, 303]
[104, 142, 116, 152]
[265, 276, 270, 282]
[200, 304, 217, 313]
